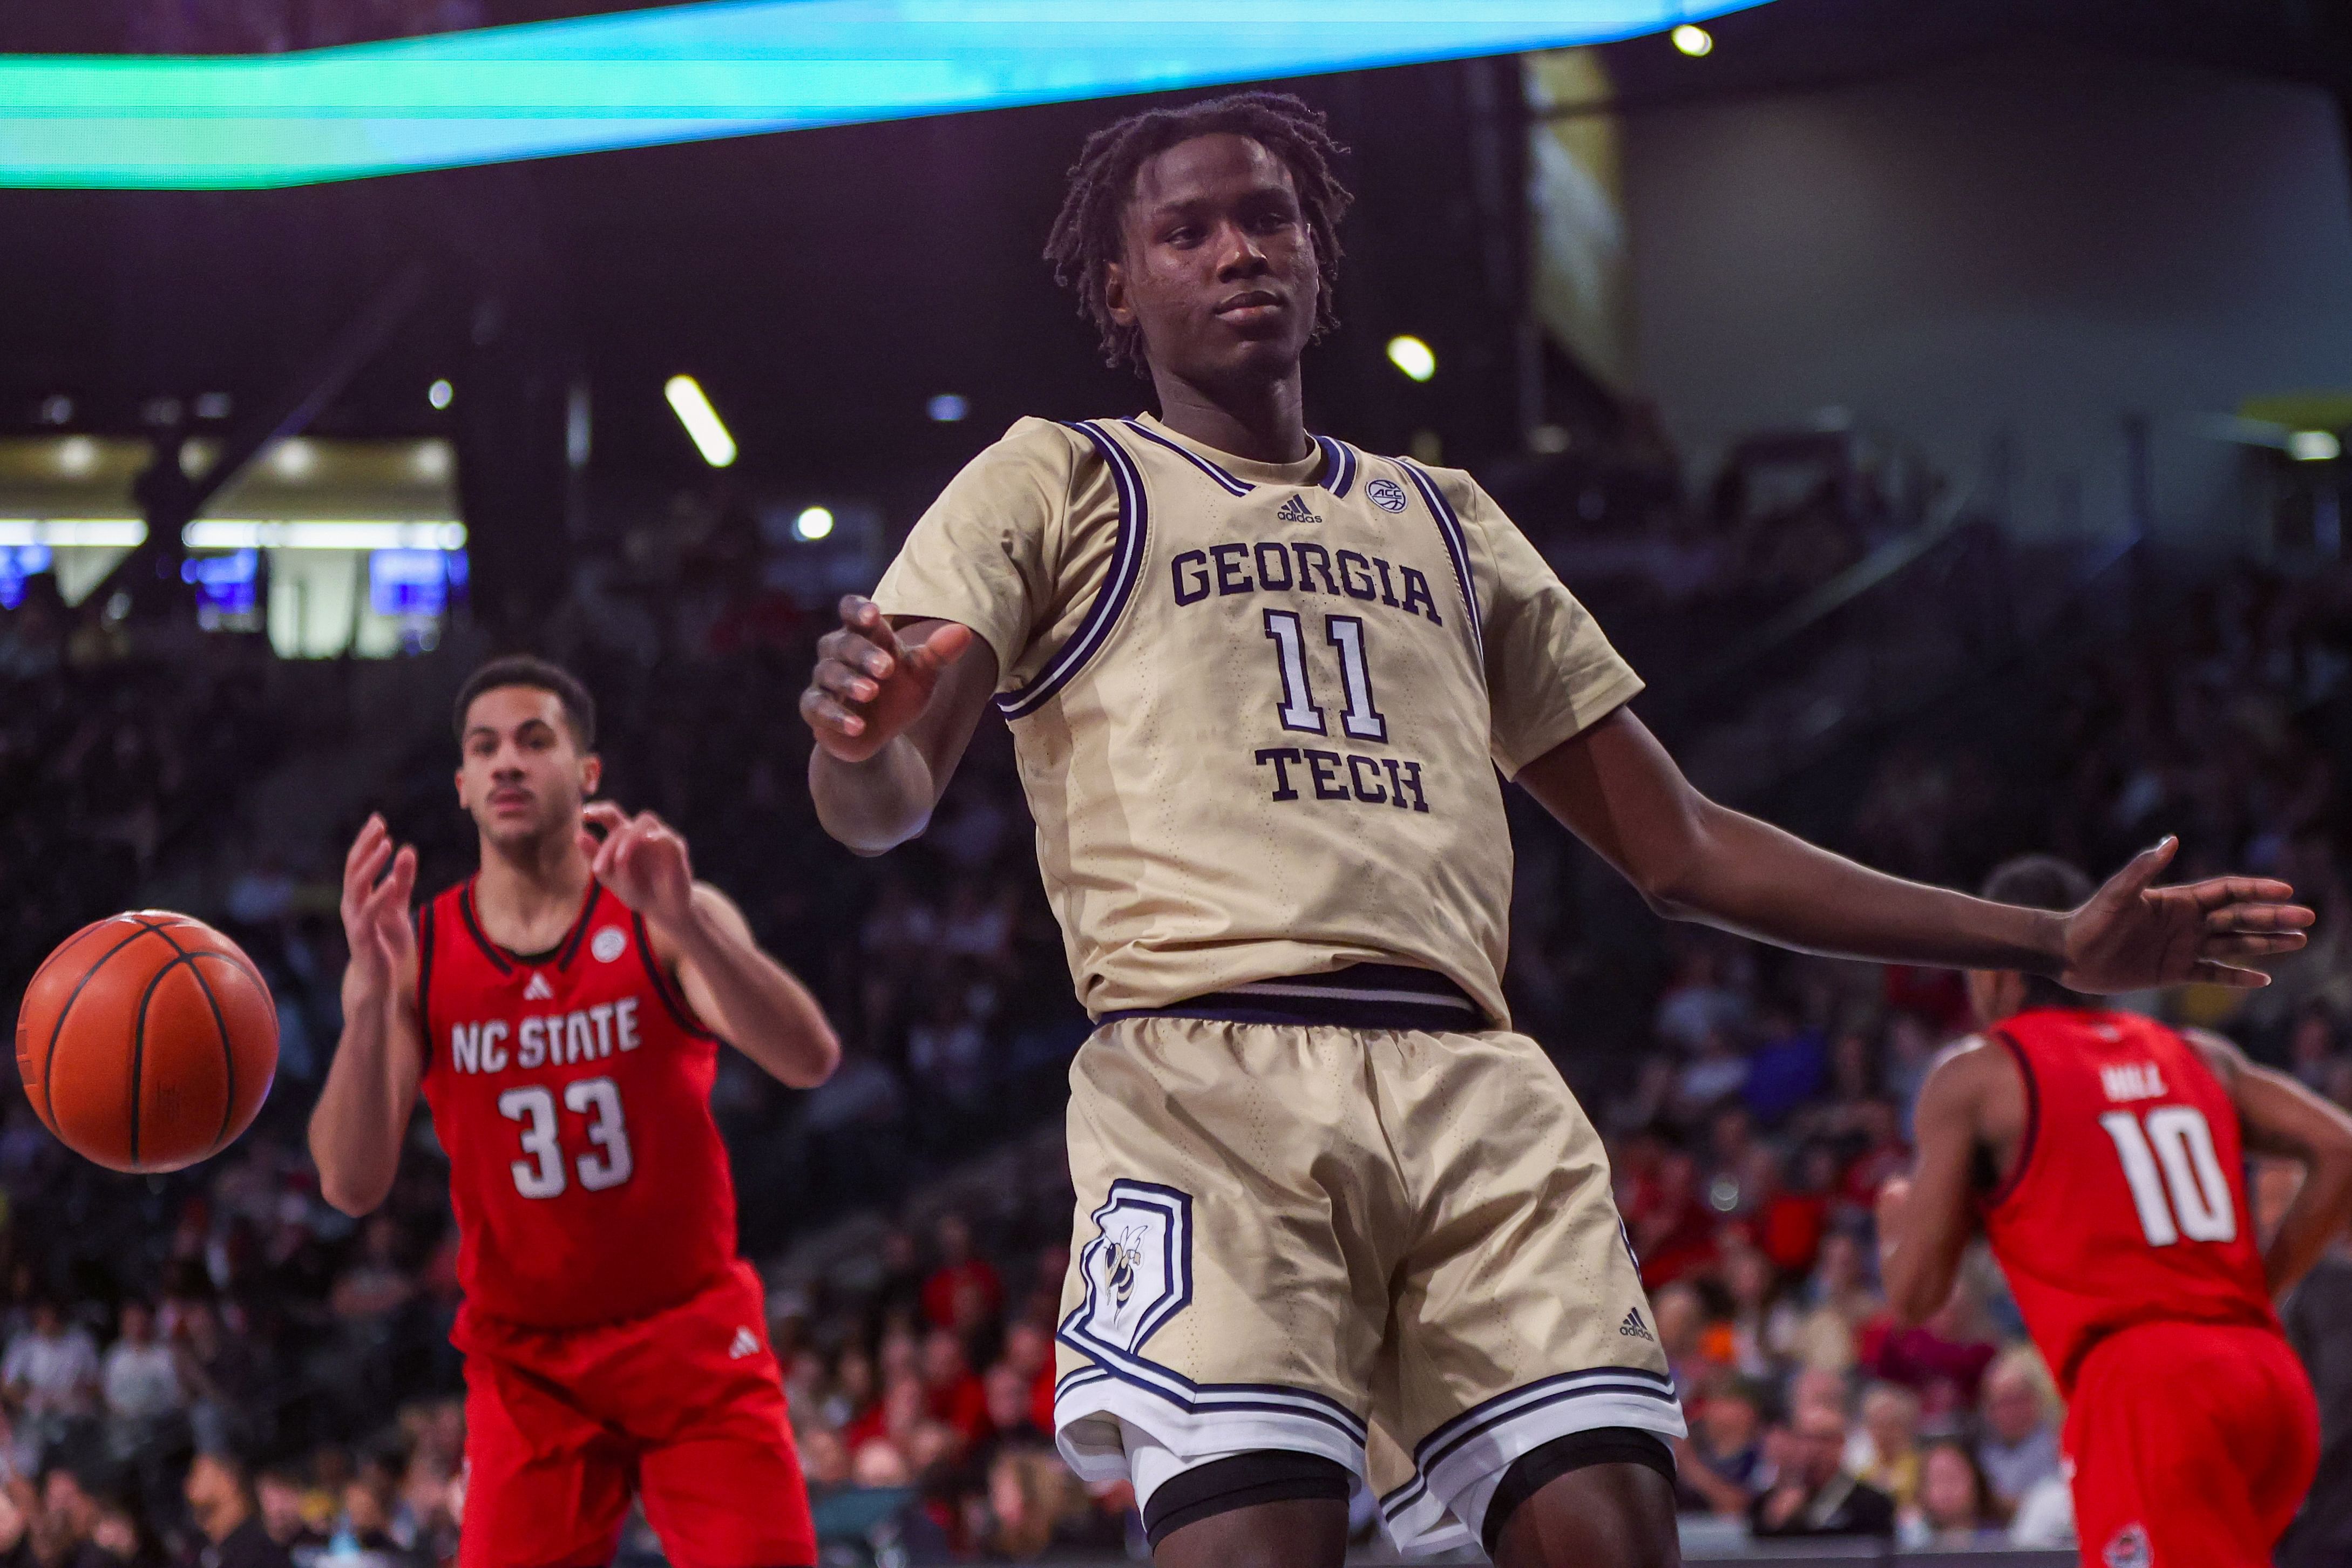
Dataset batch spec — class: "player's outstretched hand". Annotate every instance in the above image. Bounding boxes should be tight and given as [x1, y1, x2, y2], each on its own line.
[340, 814, 417, 997]
[801, 595, 974, 764]
[2059, 836, 2314, 993]
[581, 801, 694, 929]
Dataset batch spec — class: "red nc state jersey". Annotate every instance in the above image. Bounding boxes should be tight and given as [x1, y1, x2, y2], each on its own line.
[1979, 1007, 2276, 1394]
[416, 878, 740, 1330]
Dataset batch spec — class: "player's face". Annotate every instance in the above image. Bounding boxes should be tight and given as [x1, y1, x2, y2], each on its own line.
[455, 686, 601, 852]
[1106, 133, 1319, 389]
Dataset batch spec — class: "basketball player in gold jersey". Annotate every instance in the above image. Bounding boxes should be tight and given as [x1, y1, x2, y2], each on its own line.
[798, 93, 2310, 1568]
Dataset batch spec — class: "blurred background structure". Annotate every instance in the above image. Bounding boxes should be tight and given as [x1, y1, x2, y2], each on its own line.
[2, 0, 2351, 1561]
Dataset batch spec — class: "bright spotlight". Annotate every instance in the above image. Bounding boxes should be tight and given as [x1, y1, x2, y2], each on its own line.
[1672, 24, 1713, 55]
[57, 436, 97, 476]
[427, 378, 454, 410]
[927, 393, 970, 423]
[1386, 335, 1436, 383]
[793, 506, 835, 542]
[665, 375, 737, 468]
[271, 438, 316, 478]
[2288, 430, 2341, 463]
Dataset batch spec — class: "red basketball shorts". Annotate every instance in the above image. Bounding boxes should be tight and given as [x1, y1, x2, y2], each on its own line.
[455, 1260, 816, 1568]
[2065, 1319, 2317, 1568]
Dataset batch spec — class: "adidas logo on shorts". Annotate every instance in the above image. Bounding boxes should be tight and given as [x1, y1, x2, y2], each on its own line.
[1618, 1308, 1653, 1341]
[1275, 494, 1321, 526]
[728, 1326, 760, 1360]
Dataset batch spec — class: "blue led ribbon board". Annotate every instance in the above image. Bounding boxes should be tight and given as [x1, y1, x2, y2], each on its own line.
[0, 0, 1769, 189]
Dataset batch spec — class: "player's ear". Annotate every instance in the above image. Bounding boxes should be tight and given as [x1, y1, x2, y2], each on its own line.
[580, 752, 602, 797]
[1103, 260, 1133, 327]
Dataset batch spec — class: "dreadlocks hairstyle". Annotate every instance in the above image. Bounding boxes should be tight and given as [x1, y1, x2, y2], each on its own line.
[1043, 91, 1353, 376]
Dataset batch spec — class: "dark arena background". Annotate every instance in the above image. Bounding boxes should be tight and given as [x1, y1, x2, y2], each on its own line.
[3, 1, 2352, 1563]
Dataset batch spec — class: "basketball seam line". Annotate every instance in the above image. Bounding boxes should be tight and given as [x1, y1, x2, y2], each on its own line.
[144, 921, 238, 1158]
[42, 924, 178, 1151]
[128, 951, 209, 1169]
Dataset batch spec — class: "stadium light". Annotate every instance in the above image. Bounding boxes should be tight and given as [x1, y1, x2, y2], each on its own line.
[0, 1, 1779, 189]
[428, 378, 454, 410]
[793, 506, 835, 542]
[664, 375, 737, 468]
[1386, 335, 1436, 383]
[0, 519, 147, 547]
[57, 436, 97, 476]
[2288, 430, 2341, 463]
[1672, 24, 1713, 54]
[182, 519, 467, 550]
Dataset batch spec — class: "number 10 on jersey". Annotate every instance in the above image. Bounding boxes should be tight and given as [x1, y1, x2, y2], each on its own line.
[2100, 1104, 2238, 1246]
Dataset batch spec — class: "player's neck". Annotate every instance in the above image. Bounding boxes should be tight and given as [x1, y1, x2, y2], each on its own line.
[1148, 365, 1311, 465]
[473, 831, 593, 948]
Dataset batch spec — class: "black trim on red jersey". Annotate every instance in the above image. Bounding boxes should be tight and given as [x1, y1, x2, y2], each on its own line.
[633, 912, 718, 1041]
[1982, 1026, 2039, 1212]
[554, 883, 603, 970]
[456, 882, 513, 975]
[415, 900, 438, 1070]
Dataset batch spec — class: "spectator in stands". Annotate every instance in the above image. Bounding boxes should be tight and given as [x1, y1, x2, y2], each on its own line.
[920, 1216, 1001, 1334]
[251, 1463, 316, 1551]
[3, 1304, 99, 1460]
[97, 1304, 181, 1462]
[1673, 1372, 1766, 1516]
[1976, 1348, 2062, 1510]
[918, 1329, 987, 1454]
[1900, 1437, 2007, 1546]
[184, 1448, 294, 1568]
[1768, 1227, 1876, 1373]
[976, 1361, 1048, 1460]
[1844, 1382, 1922, 1515]
[1750, 1403, 1895, 1537]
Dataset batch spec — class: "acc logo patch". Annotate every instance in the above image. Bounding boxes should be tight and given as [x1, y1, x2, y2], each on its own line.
[2102, 1524, 2151, 1568]
[1067, 1180, 1193, 1356]
[591, 926, 628, 963]
[1366, 477, 1409, 513]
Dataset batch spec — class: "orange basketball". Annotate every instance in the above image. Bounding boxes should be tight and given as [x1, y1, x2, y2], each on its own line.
[15, 911, 277, 1173]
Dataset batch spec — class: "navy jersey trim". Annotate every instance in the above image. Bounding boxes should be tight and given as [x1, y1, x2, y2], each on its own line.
[416, 900, 438, 1071]
[1097, 963, 1486, 1033]
[1982, 1027, 2040, 1212]
[455, 881, 514, 975]
[1377, 1366, 1680, 1522]
[1396, 459, 1485, 662]
[633, 912, 719, 1042]
[995, 420, 1151, 721]
[1120, 418, 1253, 495]
[1313, 435, 1357, 497]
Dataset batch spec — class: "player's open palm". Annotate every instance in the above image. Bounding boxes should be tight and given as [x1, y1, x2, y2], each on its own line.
[583, 801, 695, 928]
[801, 595, 974, 763]
[2060, 836, 2314, 992]
[340, 813, 417, 997]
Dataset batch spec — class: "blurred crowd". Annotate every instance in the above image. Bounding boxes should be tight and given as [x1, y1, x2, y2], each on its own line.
[0, 496, 2348, 1560]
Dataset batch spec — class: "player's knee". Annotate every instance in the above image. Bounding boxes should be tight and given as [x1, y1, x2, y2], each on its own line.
[1142, 1449, 1353, 1560]
[1483, 1428, 1679, 1568]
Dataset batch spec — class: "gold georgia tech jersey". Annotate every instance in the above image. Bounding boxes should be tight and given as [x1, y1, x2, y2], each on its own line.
[872, 413, 1642, 1026]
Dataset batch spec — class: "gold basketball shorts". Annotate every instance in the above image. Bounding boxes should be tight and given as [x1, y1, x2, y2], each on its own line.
[1049, 966, 1683, 1553]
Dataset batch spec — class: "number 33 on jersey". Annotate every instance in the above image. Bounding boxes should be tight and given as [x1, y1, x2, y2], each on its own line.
[417, 879, 744, 1330]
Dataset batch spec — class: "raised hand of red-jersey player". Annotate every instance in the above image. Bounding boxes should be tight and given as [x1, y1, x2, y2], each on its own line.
[580, 800, 695, 931]
[340, 813, 417, 998]
[2059, 835, 2314, 992]
[801, 595, 975, 764]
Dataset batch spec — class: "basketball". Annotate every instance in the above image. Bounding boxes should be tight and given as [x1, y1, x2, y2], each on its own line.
[14, 911, 278, 1174]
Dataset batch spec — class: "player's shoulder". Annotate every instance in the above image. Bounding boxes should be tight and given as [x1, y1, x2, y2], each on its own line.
[1924, 1031, 2022, 1095]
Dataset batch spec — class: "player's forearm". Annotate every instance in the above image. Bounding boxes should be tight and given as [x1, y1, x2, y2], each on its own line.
[1652, 803, 2065, 973]
[308, 981, 413, 1215]
[2266, 1153, 2352, 1297]
[666, 901, 841, 1088]
[808, 738, 940, 854]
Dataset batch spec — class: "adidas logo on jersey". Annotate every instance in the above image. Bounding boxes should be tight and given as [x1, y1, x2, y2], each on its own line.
[523, 972, 554, 1002]
[728, 1326, 761, 1360]
[1618, 1308, 1653, 1341]
[1275, 494, 1321, 526]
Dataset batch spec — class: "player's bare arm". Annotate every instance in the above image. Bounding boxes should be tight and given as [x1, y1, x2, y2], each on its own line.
[1518, 705, 2313, 990]
[802, 596, 995, 854]
[2182, 1028, 2352, 1297]
[581, 801, 841, 1088]
[310, 813, 426, 1216]
[1874, 1040, 2018, 1324]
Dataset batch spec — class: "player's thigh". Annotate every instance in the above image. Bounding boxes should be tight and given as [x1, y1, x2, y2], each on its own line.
[1053, 1019, 1399, 1482]
[636, 1411, 816, 1568]
[1375, 1030, 1680, 1553]
[458, 1355, 633, 1568]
